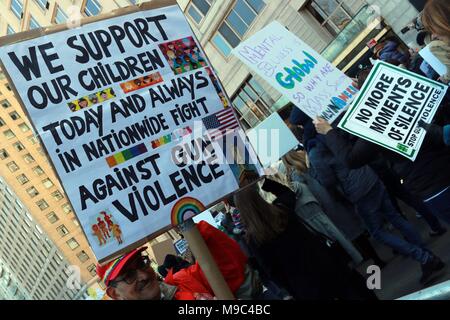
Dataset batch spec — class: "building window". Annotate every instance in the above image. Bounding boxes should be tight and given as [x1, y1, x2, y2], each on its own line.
[212, 0, 265, 56]
[10, 0, 23, 19]
[84, 0, 102, 16]
[33, 165, 44, 176]
[187, 0, 213, 24]
[13, 142, 25, 152]
[28, 135, 38, 145]
[7, 25, 15, 35]
[0, 149, 9, 160]
[29, 16, 40, 30]
[72, 217, 80, 227]
[23, 153, 35, 163]
[51, 191, 64, 201]
[62, 203, 72, 214]
[56, 224, 69, 237]
[5, 84, 12, 91]
[231, 77, 274, 127]
[9, 111, 20, 120]
[53, 6, 68, 24]
[42, 178, 54, 189]
[0, 117, 5, 127]
[1, 100, 11, 109]
[16, 174, 29, 185]
[306, 0, 365, 36]
[6, 161, 19, 172]
[46, 212, 59, 224]
[36, 199, 49, 210]
[34, 0, 48, 10]
[76, 250, 89, 263]
[3, 129, 15, 140]
[26, 186, 39, 198]
[37, 147, 46, 157]
[18, 123, 30, 132]
[87, 264, 96, 277]
[66, 238, 79, 250]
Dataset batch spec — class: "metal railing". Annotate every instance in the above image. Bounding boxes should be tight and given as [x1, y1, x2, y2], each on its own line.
[397, 280, 450, 300]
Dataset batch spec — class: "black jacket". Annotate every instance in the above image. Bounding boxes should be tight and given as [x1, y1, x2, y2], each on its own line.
[324, 127, 450, 199]
[246, 211, 354, 300]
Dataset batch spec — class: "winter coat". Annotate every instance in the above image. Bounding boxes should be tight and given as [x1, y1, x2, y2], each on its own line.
[245, 209, 357, 300]
[324, 125, 450, 200]
[379, 41, 410, 65]
[297, 172, 365, 240]
[164, 221, 248, 300]
[307, 137, 378, 203]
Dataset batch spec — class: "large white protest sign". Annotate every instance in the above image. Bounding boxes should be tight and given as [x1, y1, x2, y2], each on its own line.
[339, 61, 448, 161]
[247, 113, 299, 167]
[232, 21, 358, 123]
[0, 2, 262, 262]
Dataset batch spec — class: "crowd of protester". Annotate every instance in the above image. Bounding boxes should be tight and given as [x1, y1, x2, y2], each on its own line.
[95, 0, 449, 300]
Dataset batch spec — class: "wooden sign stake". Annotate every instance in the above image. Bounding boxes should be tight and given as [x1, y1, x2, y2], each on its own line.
[180, 219, 234, 300]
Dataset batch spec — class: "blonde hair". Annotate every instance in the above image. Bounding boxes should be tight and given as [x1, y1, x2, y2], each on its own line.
[422, 0, 450, 42]
[282, 150, 308, 178]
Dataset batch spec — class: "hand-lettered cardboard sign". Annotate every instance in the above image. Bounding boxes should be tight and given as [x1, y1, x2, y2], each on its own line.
[0, 0, 262, 262]
[233, 21, 358, 123]
[339, 61, 448, 161]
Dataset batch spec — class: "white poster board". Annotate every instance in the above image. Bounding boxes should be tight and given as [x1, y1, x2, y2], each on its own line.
[339, 61, 448, 161]
[247, 112, 299, 167]
[233, 21, 358, 123]
[0, 4, 262, 262]
[419, 45, 448, 76]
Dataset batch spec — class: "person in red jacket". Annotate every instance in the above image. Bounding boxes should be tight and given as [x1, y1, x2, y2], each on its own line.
[96, 221, 252, 300]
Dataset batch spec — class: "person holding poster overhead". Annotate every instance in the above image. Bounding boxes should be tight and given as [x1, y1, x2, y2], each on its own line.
[291, 113, 444, 284]
[315, 66, 450, 230]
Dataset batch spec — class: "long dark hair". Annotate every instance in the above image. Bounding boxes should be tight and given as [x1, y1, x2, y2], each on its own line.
[233, 185, 288, 246]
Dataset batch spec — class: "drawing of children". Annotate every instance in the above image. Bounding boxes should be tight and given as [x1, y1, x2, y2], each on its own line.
[92, 224, 106, 246]
[167, 50, 176, 60]
[78, 98, 89, 109]
[142, 75, 152, 85]
[111, 223, 123, 244]
[100, 90, 109, 101]
[182, 37, 193, 48]
[89, 93, 99, 105]
[134, 78, 143, 87]
[109, 88, 115, 97]
[175, 49, 184, 58]
[100, 211, 114, 231]
[183, 48, 192, 59]
[68, 102, 77, 112]
[97, 217, 110, 239]
[167, 43, 176, 52]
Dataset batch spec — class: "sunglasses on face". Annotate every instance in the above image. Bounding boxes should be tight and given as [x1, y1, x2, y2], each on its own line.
[110, 256, 151, 286]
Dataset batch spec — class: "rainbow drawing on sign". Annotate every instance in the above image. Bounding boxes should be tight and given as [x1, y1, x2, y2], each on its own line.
[171, 197, 206, 226]
[105, 143, 148, 168]
[151, 126, 192, 149]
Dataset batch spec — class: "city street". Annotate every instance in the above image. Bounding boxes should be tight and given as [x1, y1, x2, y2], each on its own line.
[357, 203, 450, 300]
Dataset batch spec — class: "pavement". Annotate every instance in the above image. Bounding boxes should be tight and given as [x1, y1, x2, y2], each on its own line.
[355, 202, 450, 300]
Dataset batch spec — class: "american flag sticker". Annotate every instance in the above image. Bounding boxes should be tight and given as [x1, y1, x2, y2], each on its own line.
[202, 108, 240, 140]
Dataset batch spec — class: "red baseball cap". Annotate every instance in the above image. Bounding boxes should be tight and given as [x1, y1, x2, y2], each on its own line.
[96, 246, 148, 287]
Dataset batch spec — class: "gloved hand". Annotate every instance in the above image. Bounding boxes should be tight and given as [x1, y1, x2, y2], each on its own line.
[418, 120, 432, 131]
[418, 120, 444, 141]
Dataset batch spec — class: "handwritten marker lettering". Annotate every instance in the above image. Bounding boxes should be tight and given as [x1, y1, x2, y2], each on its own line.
[276, 51, 318, 89]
